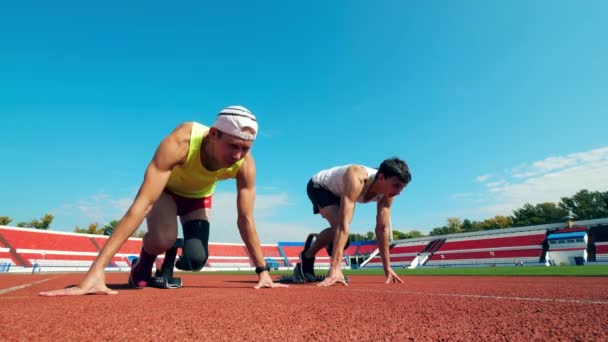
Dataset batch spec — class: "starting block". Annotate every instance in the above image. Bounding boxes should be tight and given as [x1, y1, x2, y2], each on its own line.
[277, 233, 350, 284]
[276, 262, 349, 284]
[149, 239, 183, 289]
[277, 273, 349, 284]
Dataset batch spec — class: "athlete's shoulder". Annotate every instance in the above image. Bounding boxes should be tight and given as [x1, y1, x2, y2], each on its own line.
[189, 121, 210, 129]
[347, 164, 371, 175]
[168, 122, 195, 142]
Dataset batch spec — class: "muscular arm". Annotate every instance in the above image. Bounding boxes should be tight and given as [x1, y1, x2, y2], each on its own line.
[329, 166, 366, 268]
[81, 124, 191, 276]
[40, 123, 193, 296]
[235, 153, 266, 269]
[375, 196, 394, 272]
[375, 196, 403, 283]
[88, 123, 191, 272]
[234, 154, 287, 289]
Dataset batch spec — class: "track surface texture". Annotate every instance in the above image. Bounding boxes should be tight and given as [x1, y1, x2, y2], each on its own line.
[1, 274, 607, 341]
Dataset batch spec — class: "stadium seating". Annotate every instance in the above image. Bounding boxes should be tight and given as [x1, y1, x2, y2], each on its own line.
[595, 242, 608, 262]
[364, 242, 427, 268]
[260, 244, 286, 267]
[427, 231, 546, 267]
[344, 244, 359, 256]
[2, 222, 606, 272]
[206, 243, 251, 268]
[0, 227, 99, 267]
[438, 233, 545, 251]
[278, 243, 348, 268]
[356, 243, 378, 255]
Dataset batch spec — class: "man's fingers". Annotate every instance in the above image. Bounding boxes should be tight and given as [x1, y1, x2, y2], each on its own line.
[318, 276, 347, 287]
[86, 285, 118, 295]
[385, 274, 404, 284]
[39, 287, 85, 297]
[254, 281, 289, 289]
[317, 279, 334, 287]
[40, 285, 118, 296]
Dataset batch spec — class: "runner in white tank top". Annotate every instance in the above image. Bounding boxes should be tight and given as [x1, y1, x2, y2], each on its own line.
[312, 165, 384, 204]
[295, 157, 412, 287]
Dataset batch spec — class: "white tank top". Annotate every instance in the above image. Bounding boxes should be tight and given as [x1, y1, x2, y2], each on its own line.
[311, 165, 383, 203]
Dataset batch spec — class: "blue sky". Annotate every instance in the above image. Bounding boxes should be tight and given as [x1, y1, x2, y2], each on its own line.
[1, 1, 607, 243]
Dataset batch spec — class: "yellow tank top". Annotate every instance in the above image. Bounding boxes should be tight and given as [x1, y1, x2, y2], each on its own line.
[166, 122, 244, 198]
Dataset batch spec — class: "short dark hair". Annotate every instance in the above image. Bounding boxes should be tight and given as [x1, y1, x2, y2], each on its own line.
[377, 157, 411, 184]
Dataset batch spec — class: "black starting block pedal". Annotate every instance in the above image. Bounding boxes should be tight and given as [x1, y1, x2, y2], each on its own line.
[149, 273, 183, 289]
[277, 274, 350, 284]
[277, 263, 350, 284]
[276, 274, 307, 284]
[148, 239, 183, 289]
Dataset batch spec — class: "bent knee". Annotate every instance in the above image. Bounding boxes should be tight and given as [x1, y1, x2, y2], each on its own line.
[143, 233, 177, 254]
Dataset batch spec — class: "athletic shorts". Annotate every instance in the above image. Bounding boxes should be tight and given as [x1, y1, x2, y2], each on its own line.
[164, 189, 212, 216]
[307, 179, 339, 214]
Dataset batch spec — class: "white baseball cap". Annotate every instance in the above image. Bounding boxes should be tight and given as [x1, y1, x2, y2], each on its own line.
[212, 105, 258, 141]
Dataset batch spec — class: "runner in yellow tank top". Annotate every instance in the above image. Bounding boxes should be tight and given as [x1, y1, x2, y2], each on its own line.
[40, 106, 288, 297]
[165, 122, 243, 199]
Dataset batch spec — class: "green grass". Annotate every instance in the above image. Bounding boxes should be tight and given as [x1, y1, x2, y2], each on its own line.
[354, 265, 608, 276]
[191, 265, 608, 277]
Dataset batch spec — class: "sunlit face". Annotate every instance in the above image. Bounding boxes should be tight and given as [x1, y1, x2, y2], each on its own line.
[378, 175, 407, 197]
[212, 129, 254, 167]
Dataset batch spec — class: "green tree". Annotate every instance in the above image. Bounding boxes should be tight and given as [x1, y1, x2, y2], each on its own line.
[494, 215, 514, 228]
[0, 216, 12, 225]
[408, 229, 424, 238]
[511, 202, 567, 227]
[14, 213, 54, 229]
[74, 223, 104, 235]
[429, 226, 446, 236]
[393, 229, 424, 240]
[348, 231, 376, 242]
[559, 189, 608, 220]
[447, 217, 462, 232]
[87, 223, 103, 235]
[461, 219, 479, 233]
[430, 218, 463, 236]
[102, 220, 120, 236]
[477, 215, 513, 230]
[349, 232, 368, 242]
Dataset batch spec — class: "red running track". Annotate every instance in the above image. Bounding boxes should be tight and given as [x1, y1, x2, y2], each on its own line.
[1, 274, 607, 341]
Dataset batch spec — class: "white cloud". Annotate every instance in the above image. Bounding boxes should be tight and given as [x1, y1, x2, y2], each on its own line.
[56, 192, 137, 230]
[486, 180, 507, 189]
[257, 185, 280, 191]
[512, 147, 608, 178]
[450, 193, 473, 199]
[57, 190, 310, 243]
[207, 192, 312, 243]
[110, 197, 133, 213]
[471, 147, 608, 217]
[91, 193, 111, 201]
[475, 174, 493, 183]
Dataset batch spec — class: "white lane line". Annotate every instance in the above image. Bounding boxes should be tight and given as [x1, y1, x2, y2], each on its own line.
[350, 288, 608, 305]
[0, 277, 58, 295]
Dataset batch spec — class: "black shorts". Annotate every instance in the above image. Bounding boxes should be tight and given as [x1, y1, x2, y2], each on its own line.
[307, 179, 340, 214]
